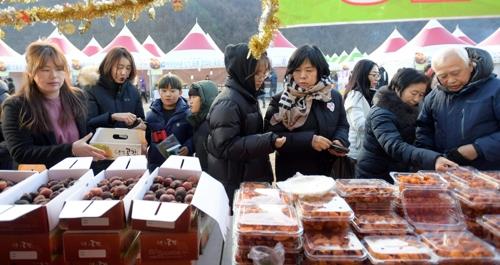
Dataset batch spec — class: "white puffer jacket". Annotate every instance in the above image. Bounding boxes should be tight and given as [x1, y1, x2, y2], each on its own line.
[344, 90, 371, 160]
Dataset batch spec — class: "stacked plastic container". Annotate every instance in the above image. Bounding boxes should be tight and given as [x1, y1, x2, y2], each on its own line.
[363, 235, 436, 264]
[232, 182, 302, 265]
[335, 179, 397, 212]
[477, 214, 500, 248]
[302, 231, 366, 265]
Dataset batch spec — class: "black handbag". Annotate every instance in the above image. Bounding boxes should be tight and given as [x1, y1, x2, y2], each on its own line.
[330, 156, 356, 179]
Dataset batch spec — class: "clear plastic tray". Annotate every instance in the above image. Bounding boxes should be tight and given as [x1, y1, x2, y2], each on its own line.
[335, 179, 396, 203]
[477, 214, 500, 248]
[454, 189, 500, 218]
[478, 171, 500, 184]
[235, 231, 302, 249]
[447, 167, 499, 190]
[390, 172, 448, 191]
[239, 181, 271, 191]
[352, 211, 411, 236]
[297, 192, 353, 232]
[402, 189, 466, 233]
[233, 242, 302, 264]
[363, 235, 435, 264]
[420, 231, 497, 264]
[234, 188, 292, 207]
[303, 231, 366, 262]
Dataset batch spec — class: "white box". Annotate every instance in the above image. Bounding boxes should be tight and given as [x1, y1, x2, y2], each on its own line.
[89, 127, 145, 160]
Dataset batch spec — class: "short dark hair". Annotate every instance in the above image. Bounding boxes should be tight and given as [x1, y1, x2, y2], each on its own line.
[285, 45, 330, 81]
[157, 73, 183, 90]
[98, 47, 137, 82]
[344, 59, 378, 101]
[188, 84, 201, 97]
[388, 68, 429, 95]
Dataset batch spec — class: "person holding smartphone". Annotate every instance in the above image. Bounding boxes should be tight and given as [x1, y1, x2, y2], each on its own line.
[356, 68, 457, 182]
[265, 45, 349, 181]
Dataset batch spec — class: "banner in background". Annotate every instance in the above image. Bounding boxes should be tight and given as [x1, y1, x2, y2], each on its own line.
[278, 0, 500, 27]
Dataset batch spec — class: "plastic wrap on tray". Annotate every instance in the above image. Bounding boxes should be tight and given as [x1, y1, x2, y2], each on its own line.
[239, 181, 271, 191]
[297, 192, 353, 232]
[352, 211, 411, 237]
[477, 214, 500, 248]
[235, 204, 303, 249]
[390, 172, 448, 191]
[420, 231, 497, 265]
[363, 235, 434, 264]
[402, 189, 466, 233]
[479, 171, 500, 184]
[454, 188, 500, 218]
[335, 179, 396, 203]
[447, 167, 499, 190]
[234, 188, 291, 207]
[303, 231, 366, 265]
[233, 243, 302, 264]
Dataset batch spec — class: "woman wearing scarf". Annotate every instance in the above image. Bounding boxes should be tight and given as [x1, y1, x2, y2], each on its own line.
[265, 45, 349, 181]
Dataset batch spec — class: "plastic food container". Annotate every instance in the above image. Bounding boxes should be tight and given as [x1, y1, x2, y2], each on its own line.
[402, 189, 466, 234]
[233, 188, 292, 207]
[454, 188, 500, 218]
[390, 172, 448, 191]
[235, 204, 303, 249]
[303, 231, 366, 265]
[420, 231, 497, 265]
[233, 243, 302, 265]
[477, 214, 500, 248]
[479, 171, 500, 184]
[363, 235, 435, 264]
[296, 191, 353, 232]
[277, 173, 336, 200]
[447, 167, 499, 190]
[352, 211, 411, 238]
[335, 179, 396, 204]
[239, 181, 271, 190]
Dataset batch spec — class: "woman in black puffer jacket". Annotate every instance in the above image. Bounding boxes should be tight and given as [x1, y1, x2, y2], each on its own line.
[206, 43, 285, 205]
[356, 68, 457, 183]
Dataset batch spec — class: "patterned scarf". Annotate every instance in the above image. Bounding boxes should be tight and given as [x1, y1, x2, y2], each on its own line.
[270, 75, 333, 130]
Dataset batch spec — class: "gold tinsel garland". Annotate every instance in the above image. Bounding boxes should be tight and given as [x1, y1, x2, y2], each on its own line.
[248, 0, 280, 60]
[0, 0, 185, 39]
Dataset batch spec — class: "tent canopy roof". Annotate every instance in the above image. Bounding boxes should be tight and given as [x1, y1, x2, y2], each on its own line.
[143, 35, 165, 57]
[478, 28, 500, 47]
[82, 37, 102, 57]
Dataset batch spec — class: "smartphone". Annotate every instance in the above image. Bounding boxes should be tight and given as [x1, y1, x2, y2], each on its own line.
[329, 143, 349, 153]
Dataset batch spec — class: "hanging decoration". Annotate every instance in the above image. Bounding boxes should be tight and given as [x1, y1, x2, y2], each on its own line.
[248, 0, 280, 60]
[0, 0, 187, 39]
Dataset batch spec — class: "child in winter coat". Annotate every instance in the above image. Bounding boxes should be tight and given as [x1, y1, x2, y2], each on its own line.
[146, 74, 193, 171]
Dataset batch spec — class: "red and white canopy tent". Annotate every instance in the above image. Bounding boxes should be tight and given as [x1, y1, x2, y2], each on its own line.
[82, 37, 103, 57]
[267, 30, 296, 67]
[142, 35, 165, 57]
[369, 28, 408, 65]
[0, 38, 25, 73]
[389, 19, 470, 75]
[46, 28, 89, 68]
[92, 25, 153, 70]
[452, 25, 476, 45]
[161, 22, 224, 70]
[477, 27, 500, 70]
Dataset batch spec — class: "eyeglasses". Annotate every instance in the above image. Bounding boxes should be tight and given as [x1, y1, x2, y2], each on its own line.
[254, 71, 271, 80]
[369, 73, 381, 79]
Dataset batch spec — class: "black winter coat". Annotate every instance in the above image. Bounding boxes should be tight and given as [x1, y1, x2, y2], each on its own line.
[356, 87, 440, 183]
[206, 43, 276, 204]
[264, 90, 350, 181]
[146, 98, 193, 171]
[86, 76, 145, 131]
[1, 96, 87, 168]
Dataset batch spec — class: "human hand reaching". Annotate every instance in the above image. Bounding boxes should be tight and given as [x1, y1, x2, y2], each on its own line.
[72, 133, 107, 161]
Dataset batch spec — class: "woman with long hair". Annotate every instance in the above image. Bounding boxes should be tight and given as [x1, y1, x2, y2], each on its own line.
[343, 59, 379, 162]
[1, 41, 105, 168]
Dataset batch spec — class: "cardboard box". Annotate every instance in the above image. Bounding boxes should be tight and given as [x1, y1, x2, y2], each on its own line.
[90, 128, 146, 160]
[0, 228, 63, 264]
[0, 157, 93, 233]
[63, 226, 138, 263]
[59, 156, 149, 230]
[131, 156, 201, 232]
[9, 255, 64, 265]
[69, 233, 140, 265]
[0, 170, 39, 204]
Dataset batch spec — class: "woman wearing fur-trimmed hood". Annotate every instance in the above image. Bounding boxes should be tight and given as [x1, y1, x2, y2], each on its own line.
[356, 68, 456, 182]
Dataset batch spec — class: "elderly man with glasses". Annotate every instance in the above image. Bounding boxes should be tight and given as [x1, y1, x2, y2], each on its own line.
[416, 47, 500, 169]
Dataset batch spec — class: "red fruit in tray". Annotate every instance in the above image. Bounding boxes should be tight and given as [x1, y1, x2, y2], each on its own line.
[166, 188, 176, 195]
[185, 194, 194, 203]
[160, 194, 174, 202]
[144, 194, 156, 201]
[0, 180, 8, 191]
[90, 187, 103, 197]
[102, 191, 113, 199]
[153, 176, 163, 184]
[39, 187, 53, 198]
[187, 176, 198, 185]
[170, 180, 182, 189]
[187, 187, 196, 195]
[182, 181, 193, 191]
[112, 185, 128, 198]
[163, 177, 173, 187]
[111, 179, 123, 187]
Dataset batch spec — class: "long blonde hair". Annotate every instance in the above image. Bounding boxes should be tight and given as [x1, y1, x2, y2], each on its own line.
[17, 41, 87, 132]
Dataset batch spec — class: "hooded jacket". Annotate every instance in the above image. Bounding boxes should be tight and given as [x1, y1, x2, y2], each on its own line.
[416, 47, 500, 170]
[146, 97, 193, 171]
[186, 80, 218, 171]
[356, 87, 440, 182]
[86, 75, 145, 131]
[206, 43, 276, 204]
